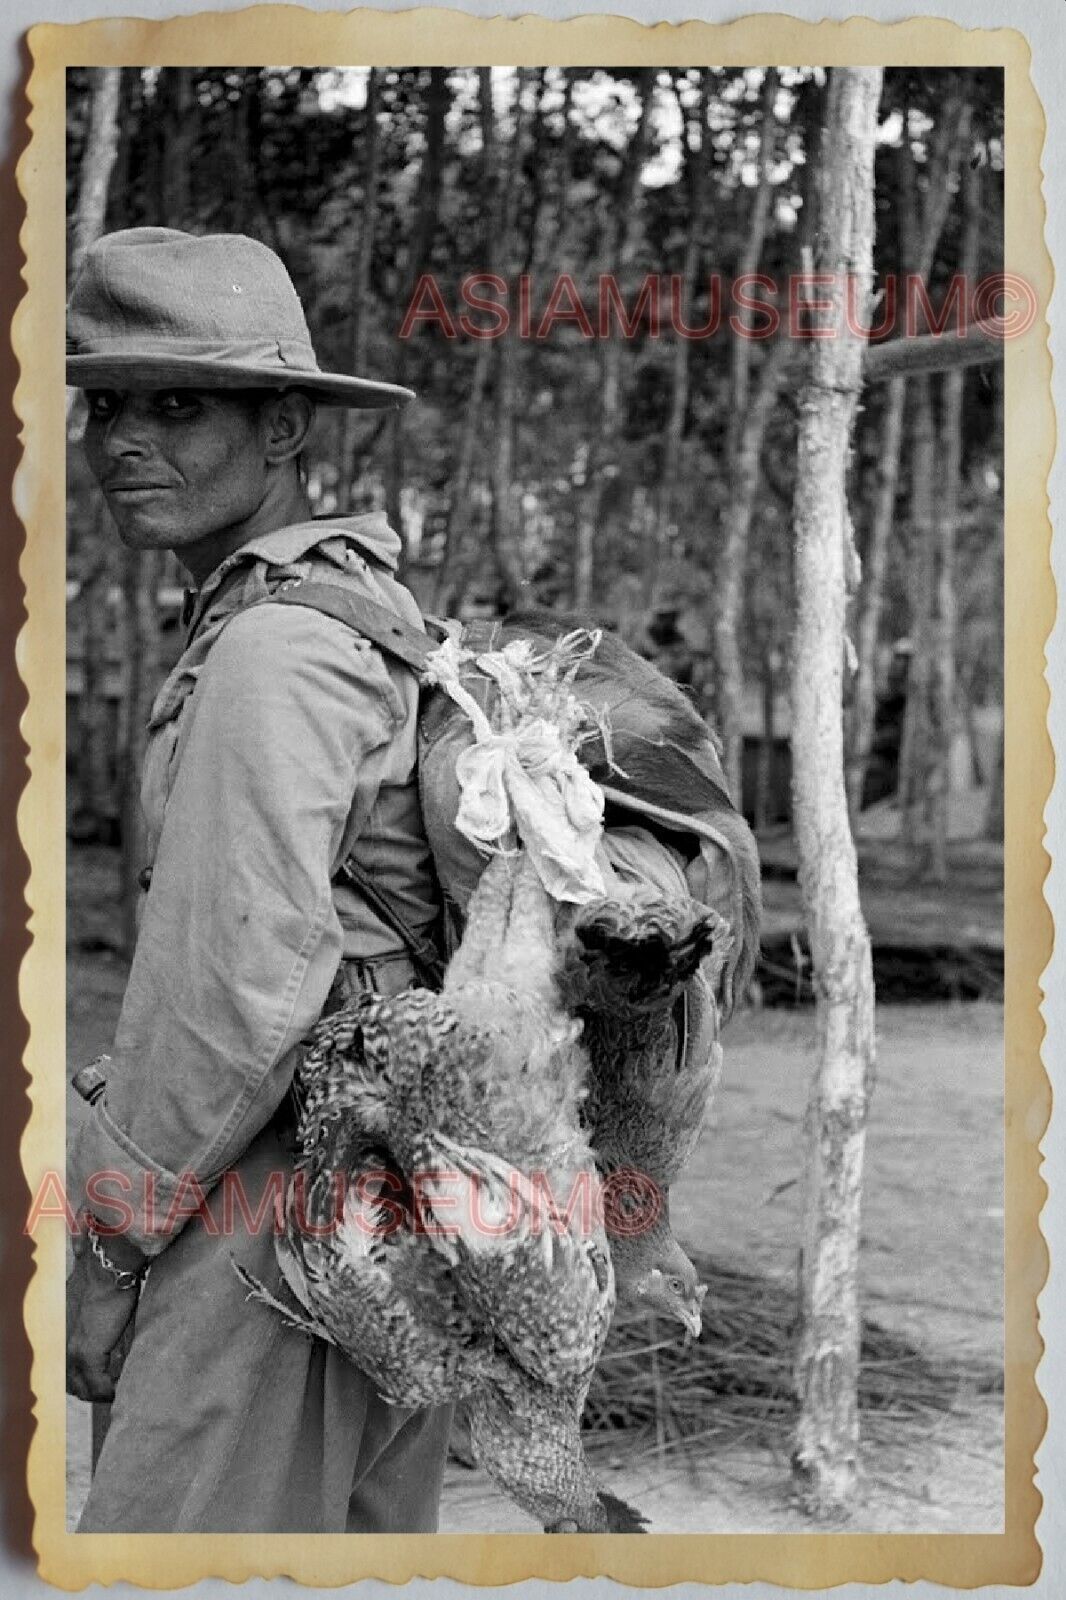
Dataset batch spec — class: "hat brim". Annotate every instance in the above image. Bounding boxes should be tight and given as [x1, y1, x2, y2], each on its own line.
[65, 353, 415, 410]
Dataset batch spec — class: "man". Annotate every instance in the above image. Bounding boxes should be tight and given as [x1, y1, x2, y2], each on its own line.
[64, 227, 453, 1532]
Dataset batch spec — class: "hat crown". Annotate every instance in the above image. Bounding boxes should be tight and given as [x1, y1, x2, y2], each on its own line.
[67, 227, 318, 368]
[66, 227, 415, 410]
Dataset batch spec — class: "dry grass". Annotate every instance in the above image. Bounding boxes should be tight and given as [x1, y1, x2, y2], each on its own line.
[579, 1253, 1001, 1465]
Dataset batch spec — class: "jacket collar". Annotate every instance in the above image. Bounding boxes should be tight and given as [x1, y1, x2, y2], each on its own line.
[182, 513, 401, 632]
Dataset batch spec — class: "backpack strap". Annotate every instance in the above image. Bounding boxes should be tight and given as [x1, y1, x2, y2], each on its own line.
[263, 578, 450, 988]
[267, 579, 447, 676]
[334, 856, 445, 990]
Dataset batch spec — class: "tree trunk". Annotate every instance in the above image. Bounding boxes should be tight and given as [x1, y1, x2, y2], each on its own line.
[72, 535, 117, 842]
[713, 70, 780, 800]
[846, 376, 906, 816]
[985, 721, 1004, 839]
[340, 68, 382, 512]
[658, 71, 711, 534]
[70, 70, 122, 824]
[68, 67, 122, 432]
[436, 68, 502, 611]
[487, 69, 535, 608]
[387, 68, 447, 571]
[157, 71, 194, 229]
[926, 156, 981, 880]
[574, 67, 655, 612]
[789, 66, 881, 1519]
[386, 412, 405, 575]
[754, 642, 776, 834]
[714, 333, 793, 802]
[891, 101, 973, 872]
[898, 375, 936, 859]
[71, 69, 122, 276]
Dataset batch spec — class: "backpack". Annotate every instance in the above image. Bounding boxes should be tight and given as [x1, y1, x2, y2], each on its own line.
[269, 582, 762, 1015]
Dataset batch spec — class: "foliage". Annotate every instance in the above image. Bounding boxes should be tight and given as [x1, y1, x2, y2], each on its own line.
[66, 66, 1004, 834]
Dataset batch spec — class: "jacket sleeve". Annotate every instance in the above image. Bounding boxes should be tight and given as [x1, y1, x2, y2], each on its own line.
[68, 602, 404, 1257]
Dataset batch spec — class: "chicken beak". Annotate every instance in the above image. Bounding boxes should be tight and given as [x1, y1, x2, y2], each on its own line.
[681, 1303, 704, 1339]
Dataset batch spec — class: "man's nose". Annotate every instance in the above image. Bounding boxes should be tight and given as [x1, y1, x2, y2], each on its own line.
[99, 402, 155, 457]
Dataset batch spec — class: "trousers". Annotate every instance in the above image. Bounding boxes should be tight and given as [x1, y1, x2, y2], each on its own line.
[78, 960, 454, 1534]
[78, 1121, 454, 1533]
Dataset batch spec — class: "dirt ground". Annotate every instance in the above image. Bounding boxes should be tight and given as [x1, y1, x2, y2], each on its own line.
[65, 848, 1003, 1534]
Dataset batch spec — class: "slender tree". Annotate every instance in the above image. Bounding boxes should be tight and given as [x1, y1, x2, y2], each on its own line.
[898, 373, 937, 855]
[658, 71, 711, 533]
[339, 68, 383, 512]
[389, 68, 449, 560]
[846, 140, 913, 819]
[69, 69, 123, 839]
[487, 68, 536, 607]
[891, 99, 973, 868]
[574, 68, 655, 611]
[927, 153, 982, 878]
[789, 65, 881, 1518]
[436, 68, 505, 610]
[713, 69, 779, 801]
[70, 68, 121, 275]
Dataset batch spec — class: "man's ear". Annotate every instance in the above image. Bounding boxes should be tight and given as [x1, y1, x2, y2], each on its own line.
[262, 389, 317, 465]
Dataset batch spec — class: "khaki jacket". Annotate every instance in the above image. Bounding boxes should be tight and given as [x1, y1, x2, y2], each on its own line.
[70, 514, 438, 1255]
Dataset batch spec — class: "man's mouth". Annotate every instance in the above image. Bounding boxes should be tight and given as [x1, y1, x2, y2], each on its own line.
[106, 482, 172, 496]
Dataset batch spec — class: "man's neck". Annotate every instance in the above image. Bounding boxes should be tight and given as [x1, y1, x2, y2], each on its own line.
[179, 478, 313, 588]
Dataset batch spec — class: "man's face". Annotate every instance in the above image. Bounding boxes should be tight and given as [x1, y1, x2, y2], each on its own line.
[82, 388, 272, 552]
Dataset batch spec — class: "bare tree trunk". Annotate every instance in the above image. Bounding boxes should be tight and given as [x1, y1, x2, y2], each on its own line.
[714, 70, 779, 800]
[72, 537, 118, 842]
[985, 721, 1004, 839]
[71, 68, 122, 275]
[486, 70, 535, 608]
[898, 376, 936, 859]
[70, 70, 122, 831]
[847, 377, 906, 816]
[658, 71, 711, 531]
[574, 67, 655, 612]
[927, 156, 981, 881]
[386, 413, 405, 574]
[849, 102, 972, 822]
[789, 66, 881, 1519]
[157, 71, 194, 229]
[436, 68, 502, 611]
[340, 68, 382, 512]
[754, 639, 777, 833]
[714, 334, 793, 802]
[68, 66, 122, 434]
[387, 68, 447, 572]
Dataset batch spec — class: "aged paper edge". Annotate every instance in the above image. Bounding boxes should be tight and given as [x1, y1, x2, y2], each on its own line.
[13, 7, 1053, 1589]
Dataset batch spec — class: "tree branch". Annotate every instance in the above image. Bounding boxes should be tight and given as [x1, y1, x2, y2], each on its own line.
[863, 326, 1003, 382]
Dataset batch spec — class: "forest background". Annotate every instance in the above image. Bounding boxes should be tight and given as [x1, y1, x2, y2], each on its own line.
[65, 64, 1004, 961]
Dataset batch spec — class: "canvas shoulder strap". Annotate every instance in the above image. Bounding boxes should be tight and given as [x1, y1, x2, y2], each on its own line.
[262, 577, 451, 988]
[267, 578, 446, 674]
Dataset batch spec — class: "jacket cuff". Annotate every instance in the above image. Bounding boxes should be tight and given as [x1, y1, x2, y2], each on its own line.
[69, 1099, 210, 1259]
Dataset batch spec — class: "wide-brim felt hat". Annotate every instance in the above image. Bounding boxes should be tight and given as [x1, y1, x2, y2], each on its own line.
[66, 227, 415, 410]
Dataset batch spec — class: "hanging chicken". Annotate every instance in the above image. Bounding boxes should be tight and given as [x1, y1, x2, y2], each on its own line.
[239, 620, 759, 1531]
[241, 633, 646, 1530]
[561, 886, 732, 1337]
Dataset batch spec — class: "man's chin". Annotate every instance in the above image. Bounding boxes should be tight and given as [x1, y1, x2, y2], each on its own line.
[108, 514, 178, 550]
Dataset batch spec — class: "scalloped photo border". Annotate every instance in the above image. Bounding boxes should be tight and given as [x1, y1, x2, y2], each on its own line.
[13, 8, 1054, 1588]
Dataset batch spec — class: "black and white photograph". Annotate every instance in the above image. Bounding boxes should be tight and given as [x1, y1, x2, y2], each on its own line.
[45, 47, 1033, 1560]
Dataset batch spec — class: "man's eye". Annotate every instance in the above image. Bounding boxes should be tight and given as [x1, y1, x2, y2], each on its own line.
[156, 392, 200, 417]
[85, 392, 118, 421]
